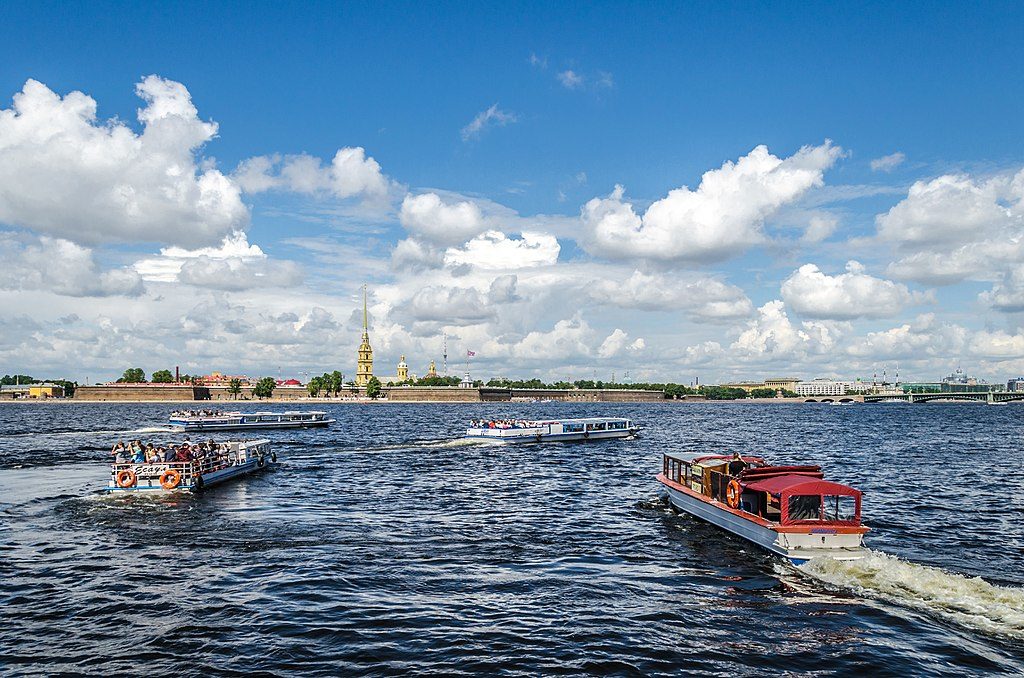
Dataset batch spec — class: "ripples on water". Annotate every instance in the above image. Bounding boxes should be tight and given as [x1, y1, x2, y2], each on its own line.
[1, 401, 1023, 675]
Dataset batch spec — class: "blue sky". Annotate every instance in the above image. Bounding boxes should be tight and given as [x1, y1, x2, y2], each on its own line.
[2, 2, 1024, 384]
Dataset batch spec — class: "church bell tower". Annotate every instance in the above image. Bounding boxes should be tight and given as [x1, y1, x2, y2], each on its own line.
[355, 285, 374, 386]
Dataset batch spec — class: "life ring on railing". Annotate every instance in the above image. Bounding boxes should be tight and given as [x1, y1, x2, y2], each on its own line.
[159, 469, 182, 490]
[116, 469, 137, 488]
[726, 479, 742, 509]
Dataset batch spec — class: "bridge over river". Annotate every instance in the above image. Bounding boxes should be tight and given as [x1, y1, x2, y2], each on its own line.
[859, 391, 1024, 404]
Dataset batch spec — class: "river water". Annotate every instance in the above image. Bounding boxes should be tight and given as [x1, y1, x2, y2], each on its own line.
[1, 401, 1023, 675]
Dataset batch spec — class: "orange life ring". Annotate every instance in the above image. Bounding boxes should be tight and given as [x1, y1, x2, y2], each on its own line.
[159, 468, 182, 490]
[116, 469, 137, 488]
[726, 479, 742, 509]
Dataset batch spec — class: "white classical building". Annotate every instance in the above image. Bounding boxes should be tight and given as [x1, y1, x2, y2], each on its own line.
[795, 379, 859, 396]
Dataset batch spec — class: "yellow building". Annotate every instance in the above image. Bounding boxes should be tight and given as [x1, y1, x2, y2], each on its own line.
[355, 285, 374, 386]
[719, 382, 764, 393]
[426, 360, 438, 378]
[378, 356, 416, 385]
[30, 384, 64, 398]
[764, 377, 800, 392]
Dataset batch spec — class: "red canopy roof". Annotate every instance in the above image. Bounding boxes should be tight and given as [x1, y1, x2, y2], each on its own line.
[743, 474, 860, 498]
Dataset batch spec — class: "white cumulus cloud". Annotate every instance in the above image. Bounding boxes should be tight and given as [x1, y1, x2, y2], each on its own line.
[731, 300, 841, 357]
[133, 231, 302, 290]
[588, 270, 753, 320]
[0, 77, 248, 247]
[979, 267, 1024, 312]
[233, 147, 390, 201]
[444, 231, 560, 270]
[598, 328, 645, 358]
[781, 261, 927, 319]
[0, 233, 144, 297]
[879, 170, 1024, 284]
[581, 142, 841, 263]
[400, 192, 490, 246]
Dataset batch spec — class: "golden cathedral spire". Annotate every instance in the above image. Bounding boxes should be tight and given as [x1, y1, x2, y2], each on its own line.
[356, 284, 374, 386]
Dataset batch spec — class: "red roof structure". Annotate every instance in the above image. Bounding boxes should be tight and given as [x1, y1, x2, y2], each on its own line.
[743, 474, 862, 525]
[744, 474, 860, 497]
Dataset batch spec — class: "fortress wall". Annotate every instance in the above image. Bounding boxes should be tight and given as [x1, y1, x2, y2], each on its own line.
[385, 387, 485, 402]
[75, 385, 197, 401]
[511, 388, 665, 402]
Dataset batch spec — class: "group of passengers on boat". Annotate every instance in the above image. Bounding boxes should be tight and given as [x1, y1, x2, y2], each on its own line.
[469, 419, 537, 429]
[170, 409, 226, 418]
[111, 439, 228, 465]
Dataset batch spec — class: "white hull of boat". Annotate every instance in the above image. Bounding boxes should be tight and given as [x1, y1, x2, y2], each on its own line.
[170, 419, 334, 431]
[662, 482, 867, 565]
[105, 458, 271, 493]
[466, 428, 639, 443]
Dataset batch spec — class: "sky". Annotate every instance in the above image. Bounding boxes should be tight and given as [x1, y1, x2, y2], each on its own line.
[3, 1, 1024, 384]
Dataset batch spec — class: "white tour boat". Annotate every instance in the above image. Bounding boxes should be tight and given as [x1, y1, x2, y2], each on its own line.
[657, 452, 868, 565]
[106, 439, 274, 493]
[466, 417, 640, 443]
[169, 409, 334, 431]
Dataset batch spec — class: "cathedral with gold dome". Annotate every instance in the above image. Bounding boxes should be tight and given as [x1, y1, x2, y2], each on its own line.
[354, 285, 440, 387]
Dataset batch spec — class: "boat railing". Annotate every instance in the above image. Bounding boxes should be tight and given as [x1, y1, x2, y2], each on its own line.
[111, 452, 245, 478]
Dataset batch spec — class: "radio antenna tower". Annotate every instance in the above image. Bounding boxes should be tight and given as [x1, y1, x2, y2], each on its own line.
[442, 333, 448, 375]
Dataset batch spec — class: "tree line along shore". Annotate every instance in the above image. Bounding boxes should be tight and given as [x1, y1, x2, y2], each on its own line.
[4, 368, 811, 403]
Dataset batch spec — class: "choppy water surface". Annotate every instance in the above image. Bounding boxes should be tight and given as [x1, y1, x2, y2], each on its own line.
[2, 401, 1023, 675]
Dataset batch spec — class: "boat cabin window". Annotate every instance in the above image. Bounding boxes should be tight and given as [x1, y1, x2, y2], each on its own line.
[563, 423, 584, 432]
[823, 495, 857, 522]
[586, 422, 607, 431]
[607, 421, 626, 430]
[787, 495, 821, 522]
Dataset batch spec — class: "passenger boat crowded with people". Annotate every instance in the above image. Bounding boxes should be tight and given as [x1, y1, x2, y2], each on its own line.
[106, 438, 275, 493]
[168, 409, 334, 431]
[466, 417, 640, 443]
[657, 452, 868, 564]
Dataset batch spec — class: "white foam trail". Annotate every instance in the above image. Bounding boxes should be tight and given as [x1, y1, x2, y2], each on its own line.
[419, 438, 503, 448]
[5, 426, 178, 439]
[800, 550, 1024, 640]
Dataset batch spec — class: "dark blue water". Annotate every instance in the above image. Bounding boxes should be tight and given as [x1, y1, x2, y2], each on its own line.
[2, 402, 1023, 676]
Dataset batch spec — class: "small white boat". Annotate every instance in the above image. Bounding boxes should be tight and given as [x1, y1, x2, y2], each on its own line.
[658, 453, 868, 565]
[466, 417, 640, 443]
[169, 410, 334, 431]
[107, 439, 274, 493]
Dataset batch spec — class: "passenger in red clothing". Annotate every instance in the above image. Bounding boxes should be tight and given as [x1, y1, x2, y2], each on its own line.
[175, 445, 192, 462]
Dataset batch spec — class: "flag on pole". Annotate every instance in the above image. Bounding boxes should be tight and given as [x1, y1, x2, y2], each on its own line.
[466, 350, 476, 357]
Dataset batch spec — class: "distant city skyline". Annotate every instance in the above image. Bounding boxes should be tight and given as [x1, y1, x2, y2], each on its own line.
[3, 4, 1024, 383]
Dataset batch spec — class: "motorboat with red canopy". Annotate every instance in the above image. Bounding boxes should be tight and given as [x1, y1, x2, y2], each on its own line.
[657, 452, 868, 564]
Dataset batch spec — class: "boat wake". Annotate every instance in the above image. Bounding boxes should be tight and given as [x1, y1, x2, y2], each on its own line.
[3, 425, 180, 440]
[420, 437, 504, 448]
[799, 550, 1024, 640]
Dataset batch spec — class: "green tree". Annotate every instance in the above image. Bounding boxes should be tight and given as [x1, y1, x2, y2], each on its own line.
[227, 378, 243, 400]
[365, 376, 382, 399]
[118, 368, 146, 383]
[253, 377, 276, 399]
[748, 388, 778, 399]
[329, 370, 344, 396]
[1, 374, 36, 385]
[151, 369, 174, 383]
[307, 376, 323, 397]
